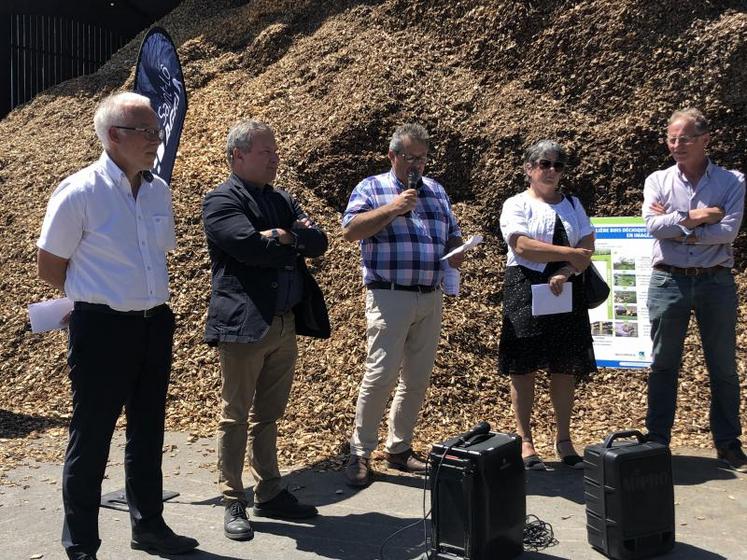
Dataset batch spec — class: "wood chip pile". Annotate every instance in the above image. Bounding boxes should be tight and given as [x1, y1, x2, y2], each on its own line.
[1, 0, 746, 474]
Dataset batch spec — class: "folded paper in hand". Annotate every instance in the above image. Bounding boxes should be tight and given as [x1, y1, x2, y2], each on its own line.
[28, 297, 73, 333]
[531, 284, 572, 316]
[440, 235, 483, 261]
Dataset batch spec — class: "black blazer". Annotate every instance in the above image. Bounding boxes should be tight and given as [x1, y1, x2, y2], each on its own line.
[202, 173, 330, 344]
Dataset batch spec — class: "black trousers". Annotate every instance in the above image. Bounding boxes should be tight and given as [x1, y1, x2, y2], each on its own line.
[61, 306, 175, 557]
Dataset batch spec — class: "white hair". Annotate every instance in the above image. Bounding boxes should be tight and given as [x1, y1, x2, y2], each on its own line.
[93, 91, 153, 150]
[669, 107, 709, 135]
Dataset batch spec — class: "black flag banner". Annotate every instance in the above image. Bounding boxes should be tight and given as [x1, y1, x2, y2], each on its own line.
[134, 27, 187, 184]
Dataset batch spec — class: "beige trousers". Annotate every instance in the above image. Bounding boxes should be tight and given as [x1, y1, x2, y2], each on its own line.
[216, 312, 297, 504]
[349, 288, 442, 457]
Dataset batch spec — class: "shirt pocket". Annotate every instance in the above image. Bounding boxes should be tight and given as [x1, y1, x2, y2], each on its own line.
[152, 215, 174, 251]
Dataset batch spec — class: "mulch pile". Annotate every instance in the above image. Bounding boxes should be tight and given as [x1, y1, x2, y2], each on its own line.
[1, 0, 746, 476]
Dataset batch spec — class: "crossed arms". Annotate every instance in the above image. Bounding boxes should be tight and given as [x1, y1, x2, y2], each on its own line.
[643, 176, 744, 246]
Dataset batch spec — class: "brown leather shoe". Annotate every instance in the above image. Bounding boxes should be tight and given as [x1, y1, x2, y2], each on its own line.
[383, 449, 427, 474]
[345, 455, 372, 487]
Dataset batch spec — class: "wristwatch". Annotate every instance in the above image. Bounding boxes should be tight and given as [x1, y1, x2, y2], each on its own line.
[271, 228, 280, 241]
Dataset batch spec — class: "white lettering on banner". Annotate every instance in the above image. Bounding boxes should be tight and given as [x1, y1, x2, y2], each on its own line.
[151, 63, 185, 174]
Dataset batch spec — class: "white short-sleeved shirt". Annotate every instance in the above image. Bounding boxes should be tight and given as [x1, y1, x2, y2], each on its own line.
[499, 190, 594, 271]
[37, 152, 176, 311]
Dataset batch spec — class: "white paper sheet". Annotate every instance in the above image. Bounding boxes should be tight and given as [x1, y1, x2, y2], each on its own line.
[531, 283, 572, 316]
[28, 297, 73, 333]
[440, 234, 483, 261]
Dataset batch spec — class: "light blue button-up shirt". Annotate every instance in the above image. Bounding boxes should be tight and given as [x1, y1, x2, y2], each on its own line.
[642, 160, 745, 268]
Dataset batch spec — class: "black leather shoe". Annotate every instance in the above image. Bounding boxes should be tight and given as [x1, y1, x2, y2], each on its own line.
[131, 524, 199, 554]
[717, 441, 747, 473]
[224, 501, 254, 541]
[68, 553, 97, 560]
[253, 488, 318, 519]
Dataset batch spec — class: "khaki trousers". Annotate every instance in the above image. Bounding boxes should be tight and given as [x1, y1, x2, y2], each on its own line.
[349, 288, 442, 457]
[217, 313, 297, 504]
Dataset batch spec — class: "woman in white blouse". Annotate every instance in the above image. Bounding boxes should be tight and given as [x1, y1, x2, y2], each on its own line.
[498, 140, 597, 470]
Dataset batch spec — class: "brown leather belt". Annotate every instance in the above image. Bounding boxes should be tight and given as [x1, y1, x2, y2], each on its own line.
[653, 264, 727, 277]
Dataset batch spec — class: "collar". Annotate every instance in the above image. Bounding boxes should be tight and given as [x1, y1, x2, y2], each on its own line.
[99, 151, 131, 195]
[389, 169, 425, 190]
[231, 172, 272, 193]
[98, 152, 153, 194]
[675, 158, 713, 182]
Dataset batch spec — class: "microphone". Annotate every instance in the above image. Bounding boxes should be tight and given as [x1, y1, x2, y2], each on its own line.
[403, 168, 421, 218]
[407, 168, 421, 191]
[142, 170, 154, 182]
[455, 421, 491, 446]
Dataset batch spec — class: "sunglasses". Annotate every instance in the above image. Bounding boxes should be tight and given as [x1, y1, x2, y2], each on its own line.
[535, 159, 565, 171]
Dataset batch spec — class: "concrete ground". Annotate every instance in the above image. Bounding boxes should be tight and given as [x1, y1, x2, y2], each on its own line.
[1, 431, 745, 560]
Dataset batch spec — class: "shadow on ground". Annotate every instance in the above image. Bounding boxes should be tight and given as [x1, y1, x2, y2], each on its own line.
[525, 463, 586, 504]
[523, 451, 741, 507]
[671, 454, 739, 485]
[0, 408, 67, 438]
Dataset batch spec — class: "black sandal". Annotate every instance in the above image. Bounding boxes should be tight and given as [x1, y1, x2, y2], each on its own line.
[556, 439, 584, 469]
[523, 454, 548, 471]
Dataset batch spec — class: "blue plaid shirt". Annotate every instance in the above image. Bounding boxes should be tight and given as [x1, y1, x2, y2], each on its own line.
[342, 171, 461, 287]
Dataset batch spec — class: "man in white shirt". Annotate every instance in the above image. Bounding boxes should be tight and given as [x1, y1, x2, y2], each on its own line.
[37, 92, 198, 560]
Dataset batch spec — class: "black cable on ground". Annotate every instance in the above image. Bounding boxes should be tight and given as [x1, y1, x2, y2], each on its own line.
[381, 446, 559, 559]
[379, 444, 456, 560]
[523, 513, 559, 551]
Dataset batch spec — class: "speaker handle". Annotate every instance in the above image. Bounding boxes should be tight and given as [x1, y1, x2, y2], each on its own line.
[603, 429, 646, 448]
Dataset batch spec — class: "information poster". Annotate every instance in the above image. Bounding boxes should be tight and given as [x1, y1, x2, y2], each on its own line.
[588, 217, 654, 368]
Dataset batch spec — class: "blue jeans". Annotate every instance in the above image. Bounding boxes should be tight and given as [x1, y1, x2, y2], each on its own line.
[646, 267, 741, 447]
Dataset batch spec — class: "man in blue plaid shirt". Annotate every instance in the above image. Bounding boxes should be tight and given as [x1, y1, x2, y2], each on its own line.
[341, 123, 464, 487]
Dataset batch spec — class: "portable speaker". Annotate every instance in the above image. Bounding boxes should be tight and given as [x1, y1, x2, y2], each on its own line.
[429, 432, 525, 560]
[584, 430, 675, 559]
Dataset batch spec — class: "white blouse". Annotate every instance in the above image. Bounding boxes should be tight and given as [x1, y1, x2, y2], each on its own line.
[499, 190, 595, 272]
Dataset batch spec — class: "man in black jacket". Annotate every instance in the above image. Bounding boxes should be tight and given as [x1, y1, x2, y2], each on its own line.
[202, 120, 329, 542]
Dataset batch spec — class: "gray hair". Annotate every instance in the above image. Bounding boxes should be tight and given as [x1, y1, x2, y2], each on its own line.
[93, 91, 153, 150]
[389, 123, 430, 153]
[523, 139, 568, 166]
[668, 107, 709, 135]
[226, 120, 274, 165]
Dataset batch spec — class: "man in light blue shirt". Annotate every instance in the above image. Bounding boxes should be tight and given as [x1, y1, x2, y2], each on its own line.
[643, 107, 745, 472]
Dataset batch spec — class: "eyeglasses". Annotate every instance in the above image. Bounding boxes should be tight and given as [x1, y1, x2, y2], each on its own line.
[113, 126, 164, 141]
[664, 133, 704, 146]
[535, 159, 565, 171]
[397, 152, 428, 165]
